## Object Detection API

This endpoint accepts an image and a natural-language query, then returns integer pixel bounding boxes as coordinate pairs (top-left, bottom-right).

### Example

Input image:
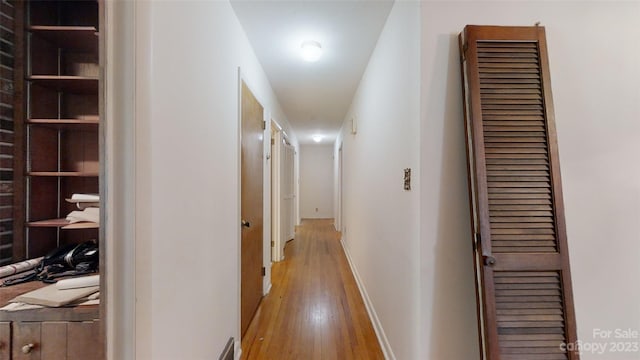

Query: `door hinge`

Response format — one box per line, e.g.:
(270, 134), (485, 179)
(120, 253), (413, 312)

(261, 266), (266, 276)
(462, 42), (468, 61)
(271, 138), (275, 145)
(262, 121), (266, 130)
(271, 240), (275, 247)
(474, 232), (481, 251)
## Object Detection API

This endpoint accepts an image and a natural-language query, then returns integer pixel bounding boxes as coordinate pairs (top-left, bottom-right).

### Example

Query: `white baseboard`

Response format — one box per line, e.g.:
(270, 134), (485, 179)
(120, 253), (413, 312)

(235, 340), (242, 360)
(340, 239), (395, 360)
(263, 262), (272, 296)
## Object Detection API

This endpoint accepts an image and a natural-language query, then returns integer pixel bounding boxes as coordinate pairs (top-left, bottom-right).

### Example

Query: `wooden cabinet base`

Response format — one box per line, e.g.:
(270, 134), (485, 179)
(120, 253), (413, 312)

(0, 283), (102, 360)
(6, 320), (102, 360)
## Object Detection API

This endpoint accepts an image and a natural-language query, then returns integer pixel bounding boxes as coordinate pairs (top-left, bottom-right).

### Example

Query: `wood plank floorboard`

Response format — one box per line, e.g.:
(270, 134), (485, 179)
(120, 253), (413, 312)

(241, 219), (384, 360)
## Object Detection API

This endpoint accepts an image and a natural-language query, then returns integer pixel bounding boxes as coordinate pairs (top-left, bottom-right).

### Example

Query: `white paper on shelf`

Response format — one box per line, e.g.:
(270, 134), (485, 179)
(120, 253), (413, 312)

(0, 298), (99, 311)
(66, 207), (100, 223)
(0, 257), (43, 279)
(0, 302), (43, 312)
(77, 299), (99, 306)
(70, 193), (99, 202)
(11, 285), (99, 307)
(74, 202), (99, 210)
(56, 275), (100, 290)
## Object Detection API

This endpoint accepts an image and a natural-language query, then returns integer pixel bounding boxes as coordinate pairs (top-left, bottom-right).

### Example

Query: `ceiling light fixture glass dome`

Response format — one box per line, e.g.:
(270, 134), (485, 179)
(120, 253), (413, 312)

(312, 135), (323, 143)
(301, 40), (322, 62)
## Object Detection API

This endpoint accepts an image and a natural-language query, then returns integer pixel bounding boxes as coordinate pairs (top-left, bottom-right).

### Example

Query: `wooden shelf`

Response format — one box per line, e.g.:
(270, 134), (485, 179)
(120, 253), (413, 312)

(28, 26), (98, 52)
(28, 118), (99, 130)
(27, 218), (98, 230)
(28, 219), (99, 230)
(29, 117), (98, 123)
(27, 172), (99, 177)
(0, 281), (99, 322)
(63, 222), (99, 230)
(29, 25), (97, 32)
(28, 75), (98, 93)
(27, 218), (70, 227)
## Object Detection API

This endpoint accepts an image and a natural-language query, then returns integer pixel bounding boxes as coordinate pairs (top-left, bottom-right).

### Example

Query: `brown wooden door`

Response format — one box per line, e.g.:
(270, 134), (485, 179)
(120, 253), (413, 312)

(240, 81), (264, 336)
(460, 25), (579, 360)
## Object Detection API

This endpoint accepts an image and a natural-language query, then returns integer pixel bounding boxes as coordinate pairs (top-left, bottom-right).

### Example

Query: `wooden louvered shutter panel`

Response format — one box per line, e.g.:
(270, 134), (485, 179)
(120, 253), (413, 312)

(459, 26), (579, 360)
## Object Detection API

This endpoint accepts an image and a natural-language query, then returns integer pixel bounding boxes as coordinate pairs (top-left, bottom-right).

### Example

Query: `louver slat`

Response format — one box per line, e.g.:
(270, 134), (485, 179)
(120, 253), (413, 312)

(460, 26), (579, 360)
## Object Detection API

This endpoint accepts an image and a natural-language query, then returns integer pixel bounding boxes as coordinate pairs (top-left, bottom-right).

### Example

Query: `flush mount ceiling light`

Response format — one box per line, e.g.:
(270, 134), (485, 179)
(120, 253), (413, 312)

(312, 135), (323, 143)
(301, 40), (322, 62)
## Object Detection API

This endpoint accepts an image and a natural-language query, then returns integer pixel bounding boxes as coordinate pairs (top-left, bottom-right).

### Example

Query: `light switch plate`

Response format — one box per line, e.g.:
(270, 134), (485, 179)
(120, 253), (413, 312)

(404, 168), (411, 191)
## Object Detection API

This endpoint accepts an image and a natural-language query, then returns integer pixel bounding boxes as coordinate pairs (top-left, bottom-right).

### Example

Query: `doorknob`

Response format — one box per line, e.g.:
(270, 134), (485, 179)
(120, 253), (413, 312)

(21, 343), (35, 354)
(483, 255), (496, 266)
(241, 220), (251, 228)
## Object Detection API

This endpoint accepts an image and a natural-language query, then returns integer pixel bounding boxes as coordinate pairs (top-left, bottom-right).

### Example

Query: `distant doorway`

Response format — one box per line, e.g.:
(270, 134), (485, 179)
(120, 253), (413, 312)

(281, 141), (295, 247)
(271, 124), (295, 262)
(270, 123), (280, 262)
(338, 144), (343, 233)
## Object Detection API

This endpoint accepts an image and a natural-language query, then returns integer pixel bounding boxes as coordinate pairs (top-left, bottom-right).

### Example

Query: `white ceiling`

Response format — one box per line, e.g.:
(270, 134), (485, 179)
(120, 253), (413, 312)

(231, 0), (394, 145)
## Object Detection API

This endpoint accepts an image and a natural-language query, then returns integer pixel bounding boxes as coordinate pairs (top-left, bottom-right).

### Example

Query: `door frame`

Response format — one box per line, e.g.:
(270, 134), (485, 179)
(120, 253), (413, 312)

(270, 122), (296, 262)
(271, 121), (283, 262)
(336, 143), (343, 233)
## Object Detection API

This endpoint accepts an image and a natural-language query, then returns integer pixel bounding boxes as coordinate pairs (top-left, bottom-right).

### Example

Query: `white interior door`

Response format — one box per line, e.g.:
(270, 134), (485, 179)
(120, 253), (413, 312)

(280, 142), (295, 257)
(271, 128), (282, 262)
(338, 145), (343, 233)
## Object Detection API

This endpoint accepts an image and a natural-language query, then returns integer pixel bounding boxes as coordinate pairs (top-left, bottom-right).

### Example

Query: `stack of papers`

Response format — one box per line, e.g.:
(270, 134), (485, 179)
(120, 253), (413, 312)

(1, 275), (100, 311)
(65, 193), (100, 210)
(11, 284), (99, 307)
(66, 207), (99, 224)
(65, 193), (100, 224)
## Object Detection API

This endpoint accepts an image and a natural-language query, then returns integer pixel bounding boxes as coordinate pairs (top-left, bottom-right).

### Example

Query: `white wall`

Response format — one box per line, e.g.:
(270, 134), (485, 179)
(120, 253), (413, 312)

(300, 145), (334, 219)
(104, 2), (137, 358)
(109, 1), (297, 359)
(338, 1), (640, 360)
(335, 2), (420, 359)
(108, 1), (639, 359)
(420, 2), (640, 360)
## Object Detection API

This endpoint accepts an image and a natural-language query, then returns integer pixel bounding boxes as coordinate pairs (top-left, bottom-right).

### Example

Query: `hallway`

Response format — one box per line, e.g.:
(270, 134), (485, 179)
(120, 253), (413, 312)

(241, 220), (384, 359)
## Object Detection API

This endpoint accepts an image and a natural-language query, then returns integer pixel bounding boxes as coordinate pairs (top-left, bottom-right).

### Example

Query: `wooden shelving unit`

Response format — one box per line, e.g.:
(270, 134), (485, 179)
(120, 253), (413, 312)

(19, 0), (101, 258)
(1, 1), (105, 358)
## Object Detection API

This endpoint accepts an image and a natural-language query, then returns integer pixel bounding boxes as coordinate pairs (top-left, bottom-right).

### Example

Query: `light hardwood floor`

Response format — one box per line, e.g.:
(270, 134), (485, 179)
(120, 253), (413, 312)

(241, 219), (385, 360)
